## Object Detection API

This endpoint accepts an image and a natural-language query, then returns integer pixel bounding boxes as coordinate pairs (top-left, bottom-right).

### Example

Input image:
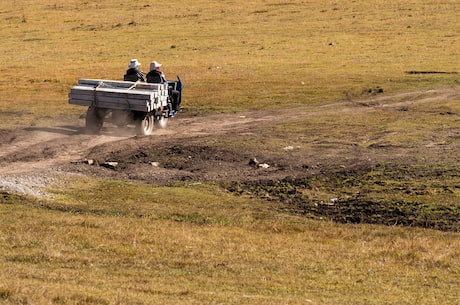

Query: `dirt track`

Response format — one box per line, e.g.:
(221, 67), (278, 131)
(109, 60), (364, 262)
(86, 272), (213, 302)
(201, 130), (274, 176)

(0, 86), (459, 197)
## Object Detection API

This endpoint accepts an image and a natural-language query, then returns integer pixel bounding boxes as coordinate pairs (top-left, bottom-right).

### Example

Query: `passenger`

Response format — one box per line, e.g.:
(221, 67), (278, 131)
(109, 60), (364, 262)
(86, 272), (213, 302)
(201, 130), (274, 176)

(123, 59), (146, 82)
(146, 61), (181, 114)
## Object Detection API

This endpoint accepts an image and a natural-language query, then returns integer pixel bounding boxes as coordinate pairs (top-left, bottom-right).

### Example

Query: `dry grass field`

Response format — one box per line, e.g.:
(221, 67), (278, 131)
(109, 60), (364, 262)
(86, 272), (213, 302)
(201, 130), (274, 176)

(0, 0), (458, 122)
(0, 0), (459, 304)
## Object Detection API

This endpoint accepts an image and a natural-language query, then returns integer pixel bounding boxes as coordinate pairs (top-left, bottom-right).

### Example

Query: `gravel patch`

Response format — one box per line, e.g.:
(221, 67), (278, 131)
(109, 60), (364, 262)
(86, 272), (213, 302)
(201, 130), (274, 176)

(0, 173), (56, 197)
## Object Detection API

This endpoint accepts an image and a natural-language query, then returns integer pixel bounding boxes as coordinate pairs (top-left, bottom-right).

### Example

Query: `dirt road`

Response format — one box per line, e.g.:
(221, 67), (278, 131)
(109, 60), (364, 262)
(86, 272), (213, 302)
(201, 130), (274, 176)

(1, 86), (458, 196)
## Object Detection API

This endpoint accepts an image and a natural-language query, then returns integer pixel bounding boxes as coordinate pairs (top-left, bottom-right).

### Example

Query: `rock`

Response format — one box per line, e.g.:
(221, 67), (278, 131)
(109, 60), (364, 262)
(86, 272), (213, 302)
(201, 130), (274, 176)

(258, 163), (270, 169)
(249, 158), (269, 169)
(249, 157), (259, 168)
(101, 162), (118, 169)
(70, 159), (94, 165)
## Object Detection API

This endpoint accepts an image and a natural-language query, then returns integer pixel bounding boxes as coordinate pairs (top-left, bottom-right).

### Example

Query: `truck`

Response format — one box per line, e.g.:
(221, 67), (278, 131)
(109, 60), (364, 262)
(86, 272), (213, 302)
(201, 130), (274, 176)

(68, 76), (182, 135)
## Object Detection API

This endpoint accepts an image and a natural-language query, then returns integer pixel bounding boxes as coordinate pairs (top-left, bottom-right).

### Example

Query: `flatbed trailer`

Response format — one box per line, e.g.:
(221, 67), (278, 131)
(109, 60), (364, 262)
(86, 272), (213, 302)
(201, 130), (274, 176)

(68, 77), (182, 135)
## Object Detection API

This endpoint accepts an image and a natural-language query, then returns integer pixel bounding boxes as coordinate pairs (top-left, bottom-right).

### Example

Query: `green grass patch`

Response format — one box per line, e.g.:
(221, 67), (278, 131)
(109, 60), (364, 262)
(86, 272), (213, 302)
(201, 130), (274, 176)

(47, 176), (273, 227)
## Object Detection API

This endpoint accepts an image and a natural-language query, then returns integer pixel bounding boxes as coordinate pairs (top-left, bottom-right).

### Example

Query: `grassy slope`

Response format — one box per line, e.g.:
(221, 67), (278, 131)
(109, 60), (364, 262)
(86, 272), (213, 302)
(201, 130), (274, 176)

(1, 181), (459, 305)
(0, 0), (459, 304)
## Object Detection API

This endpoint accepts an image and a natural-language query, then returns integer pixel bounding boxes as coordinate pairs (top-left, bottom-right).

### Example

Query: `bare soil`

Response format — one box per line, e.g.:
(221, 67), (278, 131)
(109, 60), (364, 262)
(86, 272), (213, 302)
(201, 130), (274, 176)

(1, 86), (459, 230)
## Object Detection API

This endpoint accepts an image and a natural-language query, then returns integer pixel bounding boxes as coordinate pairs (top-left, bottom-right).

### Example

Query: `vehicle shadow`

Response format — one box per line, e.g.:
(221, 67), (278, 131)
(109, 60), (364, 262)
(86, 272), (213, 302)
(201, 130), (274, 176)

(24, 125), (85, 136)
(25, 125), (138, 138)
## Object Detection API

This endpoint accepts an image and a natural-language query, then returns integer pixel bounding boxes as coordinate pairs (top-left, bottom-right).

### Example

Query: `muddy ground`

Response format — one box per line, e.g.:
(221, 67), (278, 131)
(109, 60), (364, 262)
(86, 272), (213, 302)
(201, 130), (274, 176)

(1, 86), (459, 231)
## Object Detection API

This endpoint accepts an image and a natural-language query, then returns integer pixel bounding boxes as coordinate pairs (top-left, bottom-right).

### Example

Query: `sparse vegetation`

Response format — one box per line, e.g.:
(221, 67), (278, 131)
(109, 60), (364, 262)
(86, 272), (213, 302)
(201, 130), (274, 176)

(1, 182), (460, 304)
(0, 0), (459, 304)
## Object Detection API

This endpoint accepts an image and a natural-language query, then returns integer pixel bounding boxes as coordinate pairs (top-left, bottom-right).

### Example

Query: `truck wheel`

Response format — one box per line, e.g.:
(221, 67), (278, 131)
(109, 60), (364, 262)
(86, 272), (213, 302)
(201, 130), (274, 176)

(154, 115), (168, 129)
(136, 114), (154, 136)
(86, 107), (103, 134)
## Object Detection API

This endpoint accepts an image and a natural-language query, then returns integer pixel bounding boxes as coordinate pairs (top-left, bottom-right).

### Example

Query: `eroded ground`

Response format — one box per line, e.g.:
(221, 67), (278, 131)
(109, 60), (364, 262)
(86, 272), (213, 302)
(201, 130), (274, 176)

(1, 86), (459, 230)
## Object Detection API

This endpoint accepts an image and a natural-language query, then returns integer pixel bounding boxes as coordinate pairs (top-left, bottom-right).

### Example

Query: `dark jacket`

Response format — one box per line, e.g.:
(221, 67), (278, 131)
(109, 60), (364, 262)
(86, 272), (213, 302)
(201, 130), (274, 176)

(124, 68), (146, 82)
(146, 69), (167, 83)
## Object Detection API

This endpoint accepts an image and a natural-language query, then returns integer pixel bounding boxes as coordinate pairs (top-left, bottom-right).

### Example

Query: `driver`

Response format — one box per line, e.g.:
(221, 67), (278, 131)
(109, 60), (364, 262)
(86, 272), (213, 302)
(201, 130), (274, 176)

(146, 61), (181, 115)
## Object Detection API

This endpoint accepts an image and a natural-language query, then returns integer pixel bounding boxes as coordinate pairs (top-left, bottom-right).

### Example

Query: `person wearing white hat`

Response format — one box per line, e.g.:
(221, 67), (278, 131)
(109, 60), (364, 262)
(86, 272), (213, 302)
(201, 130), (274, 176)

(146, 61), (167, 83)
(146, 60), (181, 115)
(124, 59), (146, 82)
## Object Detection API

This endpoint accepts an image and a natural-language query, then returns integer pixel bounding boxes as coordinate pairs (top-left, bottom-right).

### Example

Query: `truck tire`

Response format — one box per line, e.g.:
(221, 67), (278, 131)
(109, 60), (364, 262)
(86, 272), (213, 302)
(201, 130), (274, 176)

(86, 106), (103, 134)
(136, 113), (154, 136)
(154, 115), (168, 129)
